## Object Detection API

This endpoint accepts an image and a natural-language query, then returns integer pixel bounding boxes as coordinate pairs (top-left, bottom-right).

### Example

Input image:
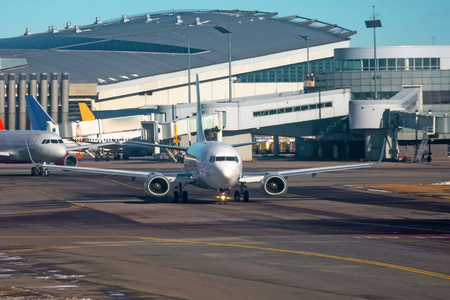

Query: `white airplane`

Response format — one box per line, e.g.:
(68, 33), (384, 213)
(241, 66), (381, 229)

(31, 76), (384, 203)
(0, 119), (69, 176)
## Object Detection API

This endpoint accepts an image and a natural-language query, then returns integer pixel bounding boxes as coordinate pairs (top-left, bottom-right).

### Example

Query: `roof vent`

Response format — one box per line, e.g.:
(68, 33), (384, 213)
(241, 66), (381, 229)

(122, 14), (129, 23)
(48, 26), (59, 33)
(146, 14), (153, 22)
(75, 25), (82, 33)
(24, 28), (32, 36)
(196, 17), (202, 25)
(95, 17), (102, 24)
(176, 15), (183, 25)
(65, 22), (73, 29)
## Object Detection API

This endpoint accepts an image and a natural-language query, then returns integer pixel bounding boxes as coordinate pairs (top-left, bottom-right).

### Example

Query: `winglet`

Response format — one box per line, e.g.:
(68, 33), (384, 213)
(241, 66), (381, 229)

(26, 95), (55, 130)
(0, 118), (5, 130)
(78, 102), (96, 121)
(196, 75), (206, 143)
(371, 138), (386, 165)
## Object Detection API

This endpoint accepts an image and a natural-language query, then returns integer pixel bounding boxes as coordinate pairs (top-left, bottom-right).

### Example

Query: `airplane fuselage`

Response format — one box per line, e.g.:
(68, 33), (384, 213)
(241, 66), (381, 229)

(184, 141), (242, 193)
(0, 130), (67, 164)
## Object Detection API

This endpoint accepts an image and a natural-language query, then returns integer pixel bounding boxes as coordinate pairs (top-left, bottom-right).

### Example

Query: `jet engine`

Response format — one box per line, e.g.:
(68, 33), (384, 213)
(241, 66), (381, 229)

(261, 174), (288, 196)
(144, 175), (170, 197)
(55, 154), (78, 167)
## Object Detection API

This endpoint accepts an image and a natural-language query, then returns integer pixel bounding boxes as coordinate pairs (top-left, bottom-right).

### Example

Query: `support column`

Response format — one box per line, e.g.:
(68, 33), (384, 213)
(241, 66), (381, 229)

(7, 73), (16, 130)
(61, 73), (69, 123)
(50, 73), (58, 123)
(19, 73), (27, 130)
(29, 73), (37, 98)
(273, 135), (280, 157)
(40, 73), (48, 112)
(0, 73), (5, 122)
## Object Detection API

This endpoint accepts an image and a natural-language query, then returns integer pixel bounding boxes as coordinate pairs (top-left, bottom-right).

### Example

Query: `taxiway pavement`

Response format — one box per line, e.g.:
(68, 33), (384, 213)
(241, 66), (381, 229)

(0, 158), (449, 299)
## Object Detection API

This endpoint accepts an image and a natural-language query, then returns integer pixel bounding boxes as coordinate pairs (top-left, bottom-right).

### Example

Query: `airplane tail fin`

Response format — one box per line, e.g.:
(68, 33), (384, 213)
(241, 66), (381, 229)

(0, 117), (5, 130)
(78, 102), (96, 121)
(26, 95), (55, 130)
(196, 75), (206, 143)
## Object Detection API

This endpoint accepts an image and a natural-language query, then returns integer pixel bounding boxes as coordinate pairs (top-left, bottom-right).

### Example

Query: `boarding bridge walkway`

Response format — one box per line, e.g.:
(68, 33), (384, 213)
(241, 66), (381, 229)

(350, 87), (450, 160)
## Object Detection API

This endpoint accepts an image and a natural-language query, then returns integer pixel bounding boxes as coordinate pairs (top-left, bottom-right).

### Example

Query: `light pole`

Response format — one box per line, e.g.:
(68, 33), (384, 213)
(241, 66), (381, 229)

(296, 33), (310, 78)
(213, 25), (232, 102)
(365, 7), (382, 100)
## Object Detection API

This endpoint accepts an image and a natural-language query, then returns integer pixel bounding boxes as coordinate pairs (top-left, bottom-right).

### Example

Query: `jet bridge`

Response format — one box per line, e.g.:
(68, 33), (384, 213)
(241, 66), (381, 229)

(350, 87), (450, 161)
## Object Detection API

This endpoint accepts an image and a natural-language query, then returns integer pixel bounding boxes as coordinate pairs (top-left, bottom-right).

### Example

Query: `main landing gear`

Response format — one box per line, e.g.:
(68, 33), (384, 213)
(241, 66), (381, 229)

(174, 183), (188, 203)
(233, 183), (249, 202)
(31, 166), (50, 177)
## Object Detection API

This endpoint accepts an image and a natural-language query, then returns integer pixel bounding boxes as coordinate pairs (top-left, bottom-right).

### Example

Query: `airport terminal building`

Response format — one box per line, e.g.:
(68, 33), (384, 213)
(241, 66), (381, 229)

(0, 9), (449, 159)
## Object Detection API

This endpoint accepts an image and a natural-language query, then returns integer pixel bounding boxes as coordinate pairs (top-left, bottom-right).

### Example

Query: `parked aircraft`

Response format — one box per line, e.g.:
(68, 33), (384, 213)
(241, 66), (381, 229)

(30, 76), (384, 203)
(26, 95), (126, 161)
(0, 118), (69, 176)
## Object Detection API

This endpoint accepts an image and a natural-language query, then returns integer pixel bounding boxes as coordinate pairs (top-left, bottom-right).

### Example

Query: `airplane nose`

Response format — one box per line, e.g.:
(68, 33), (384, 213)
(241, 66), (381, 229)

(52, 144), (68, 160)
(217, 164), (238, 187)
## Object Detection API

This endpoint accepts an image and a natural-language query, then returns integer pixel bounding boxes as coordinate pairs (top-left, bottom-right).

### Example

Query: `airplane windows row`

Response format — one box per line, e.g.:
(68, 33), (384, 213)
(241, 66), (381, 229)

(209, 156), (239, 163)
(42, 139), (64, 144)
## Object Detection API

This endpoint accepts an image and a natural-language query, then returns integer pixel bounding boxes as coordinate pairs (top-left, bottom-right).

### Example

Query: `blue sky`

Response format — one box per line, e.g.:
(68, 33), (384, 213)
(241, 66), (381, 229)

(1, 0), (448, 47)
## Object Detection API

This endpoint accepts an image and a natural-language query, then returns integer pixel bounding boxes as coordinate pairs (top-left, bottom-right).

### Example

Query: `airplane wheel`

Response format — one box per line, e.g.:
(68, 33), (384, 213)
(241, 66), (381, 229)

(105, 156), (110, 161)
(31, 167), (38, 176)
(173, 191), (179, 203)
(234, 191), (240, 202)
(243, 191), (249, 202)
(182, 191), (188, 203)
(94, 156), (100, 162)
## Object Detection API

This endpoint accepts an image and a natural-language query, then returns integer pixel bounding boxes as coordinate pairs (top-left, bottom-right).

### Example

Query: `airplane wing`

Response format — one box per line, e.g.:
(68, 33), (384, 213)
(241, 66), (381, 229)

(231, 141), (261, 148)
(35, 162), (194, 183)
(125, 140), (188, 151)
(67, 141), (120, 151)
(0, 151), (11, 157)
(240, 142), (385, 183)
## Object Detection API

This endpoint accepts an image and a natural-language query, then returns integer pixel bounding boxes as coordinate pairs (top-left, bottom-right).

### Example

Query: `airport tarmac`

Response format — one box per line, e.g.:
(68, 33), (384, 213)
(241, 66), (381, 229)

(0, 157), (449, 299)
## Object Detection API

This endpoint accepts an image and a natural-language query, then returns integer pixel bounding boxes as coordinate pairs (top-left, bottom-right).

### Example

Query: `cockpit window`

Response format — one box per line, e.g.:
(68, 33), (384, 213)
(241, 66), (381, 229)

(51, 139), (58, 144)
(41, 139), (47, 144)
(212, 156), (239, 163)
(58, 139), (64, 143)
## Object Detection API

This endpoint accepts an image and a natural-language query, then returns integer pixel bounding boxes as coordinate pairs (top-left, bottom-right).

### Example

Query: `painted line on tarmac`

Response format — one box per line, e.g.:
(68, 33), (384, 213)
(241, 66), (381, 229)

(0, 189), (84, 216)
(103, 177), (142, 190)
(1, 235), (449, 281)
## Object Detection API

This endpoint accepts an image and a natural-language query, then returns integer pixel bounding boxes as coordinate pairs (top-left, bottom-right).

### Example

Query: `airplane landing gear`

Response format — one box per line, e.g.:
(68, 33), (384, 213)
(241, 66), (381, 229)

(234, 183), (249, 202)
(174, 183), (188, 203)
(31, 166), (49, 177)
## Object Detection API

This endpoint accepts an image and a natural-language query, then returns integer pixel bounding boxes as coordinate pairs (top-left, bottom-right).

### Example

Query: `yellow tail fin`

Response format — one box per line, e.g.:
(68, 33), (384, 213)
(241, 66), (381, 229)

(78, 103), (96, 121)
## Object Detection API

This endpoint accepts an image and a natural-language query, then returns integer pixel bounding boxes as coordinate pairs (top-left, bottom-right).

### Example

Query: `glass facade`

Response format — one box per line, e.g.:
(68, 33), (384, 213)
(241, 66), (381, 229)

(235, 54), (449, 110)
(314, 69), (450, 103)
(335, 57), (441, 71)
(236, 57), (334, 83)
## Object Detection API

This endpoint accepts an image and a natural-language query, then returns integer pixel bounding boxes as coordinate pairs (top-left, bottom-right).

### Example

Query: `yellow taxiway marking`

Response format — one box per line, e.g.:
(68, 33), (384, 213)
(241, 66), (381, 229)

(1, 235), (449, 281)
(0, 189), (84, 216)
(103, 177), (142, 190)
